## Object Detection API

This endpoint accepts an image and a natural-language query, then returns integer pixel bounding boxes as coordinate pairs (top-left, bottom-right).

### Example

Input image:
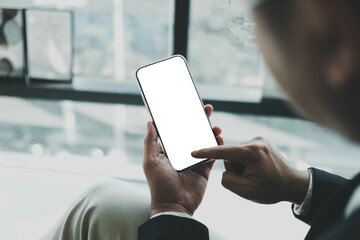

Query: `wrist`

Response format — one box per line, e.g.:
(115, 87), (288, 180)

(150, 201), (193, 217)
(285, 168), (310, 205)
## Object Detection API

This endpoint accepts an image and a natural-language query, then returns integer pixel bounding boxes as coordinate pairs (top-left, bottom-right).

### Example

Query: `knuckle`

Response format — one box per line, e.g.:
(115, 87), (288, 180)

(258, 145), (270, 155)
(258, 144), (268, 152)
(253, 136), (264, 141)
(247, 144), (258, 151)
(248, 143), (269, 155)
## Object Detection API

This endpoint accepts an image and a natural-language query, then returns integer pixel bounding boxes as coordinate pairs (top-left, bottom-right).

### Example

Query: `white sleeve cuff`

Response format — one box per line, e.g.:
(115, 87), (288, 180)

(294, 168), (313, 216)
(151, 211), (192, 219)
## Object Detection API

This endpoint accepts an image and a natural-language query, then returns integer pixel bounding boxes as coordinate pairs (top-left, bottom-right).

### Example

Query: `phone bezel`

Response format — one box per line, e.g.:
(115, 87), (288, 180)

(135, 55), (218, 171)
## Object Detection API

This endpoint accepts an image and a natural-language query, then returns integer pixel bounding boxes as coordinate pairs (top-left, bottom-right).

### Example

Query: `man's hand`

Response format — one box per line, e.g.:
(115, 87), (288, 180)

(192, 137), (309, 205)
(143, 104), (224, 217)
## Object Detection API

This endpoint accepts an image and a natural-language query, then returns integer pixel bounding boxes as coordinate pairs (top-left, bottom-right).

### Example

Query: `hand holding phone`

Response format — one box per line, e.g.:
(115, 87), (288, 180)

(137, 55), (224, 216)
(143, 104), (223, 216)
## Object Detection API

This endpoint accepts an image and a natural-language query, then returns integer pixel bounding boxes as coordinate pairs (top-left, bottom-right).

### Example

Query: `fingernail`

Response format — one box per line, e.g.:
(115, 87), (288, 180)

(147, 122), (151, 130)
(191, 150), (199, 156)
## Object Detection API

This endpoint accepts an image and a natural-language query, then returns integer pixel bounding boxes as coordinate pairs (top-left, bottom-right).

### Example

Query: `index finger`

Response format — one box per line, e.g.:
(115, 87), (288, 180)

(191, 145), (251, 165)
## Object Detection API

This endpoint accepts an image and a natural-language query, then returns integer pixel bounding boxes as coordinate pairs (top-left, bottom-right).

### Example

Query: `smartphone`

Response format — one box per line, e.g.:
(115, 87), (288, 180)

(136, 55), (218, 171)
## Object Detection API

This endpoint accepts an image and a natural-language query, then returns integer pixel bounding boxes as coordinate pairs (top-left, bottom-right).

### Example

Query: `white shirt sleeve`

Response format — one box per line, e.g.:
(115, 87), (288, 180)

(151, 211), (192, 219)
(293, 168), (313, 216)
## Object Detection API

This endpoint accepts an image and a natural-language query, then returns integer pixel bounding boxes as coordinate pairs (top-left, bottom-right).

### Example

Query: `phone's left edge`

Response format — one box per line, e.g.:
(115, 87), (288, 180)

(135, 64), (170, 163)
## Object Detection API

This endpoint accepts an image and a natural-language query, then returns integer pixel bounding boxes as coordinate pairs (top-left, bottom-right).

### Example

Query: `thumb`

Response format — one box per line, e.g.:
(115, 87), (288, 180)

(144, 122), (160, 159)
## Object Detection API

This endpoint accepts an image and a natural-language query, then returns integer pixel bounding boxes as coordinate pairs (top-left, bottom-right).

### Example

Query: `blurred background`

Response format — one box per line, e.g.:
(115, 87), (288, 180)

(1, 0), (360, 239)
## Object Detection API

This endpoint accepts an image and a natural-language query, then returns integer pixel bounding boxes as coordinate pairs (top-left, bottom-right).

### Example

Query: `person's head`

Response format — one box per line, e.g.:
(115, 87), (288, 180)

(253, 0), (360, 142)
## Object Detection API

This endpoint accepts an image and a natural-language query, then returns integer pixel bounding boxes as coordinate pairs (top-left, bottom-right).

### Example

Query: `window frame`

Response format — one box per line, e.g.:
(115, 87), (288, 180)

(0, 0), (302, 119)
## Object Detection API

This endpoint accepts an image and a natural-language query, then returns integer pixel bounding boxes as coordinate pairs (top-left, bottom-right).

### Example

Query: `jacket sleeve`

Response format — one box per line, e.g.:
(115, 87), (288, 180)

(138, 215), (209, 240)
(293, 168), (348, 225)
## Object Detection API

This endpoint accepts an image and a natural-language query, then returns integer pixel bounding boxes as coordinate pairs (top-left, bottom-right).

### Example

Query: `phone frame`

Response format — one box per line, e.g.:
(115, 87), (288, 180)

(135, 55), (218, 171)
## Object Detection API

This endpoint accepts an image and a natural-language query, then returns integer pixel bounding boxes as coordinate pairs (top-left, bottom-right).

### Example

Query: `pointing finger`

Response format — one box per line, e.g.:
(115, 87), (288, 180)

(191, 145), (251, 165)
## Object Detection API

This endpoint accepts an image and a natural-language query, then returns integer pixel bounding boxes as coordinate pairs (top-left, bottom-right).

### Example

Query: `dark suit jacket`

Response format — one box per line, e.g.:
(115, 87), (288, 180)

(138, 168), (360, 239)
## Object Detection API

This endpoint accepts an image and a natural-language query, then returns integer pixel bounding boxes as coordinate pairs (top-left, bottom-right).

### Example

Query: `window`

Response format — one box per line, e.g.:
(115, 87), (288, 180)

(27, 10), (72, 80)
(73, 0), (173, 83)
(188, 0), (263, 102)
(0, 0), (294, 117)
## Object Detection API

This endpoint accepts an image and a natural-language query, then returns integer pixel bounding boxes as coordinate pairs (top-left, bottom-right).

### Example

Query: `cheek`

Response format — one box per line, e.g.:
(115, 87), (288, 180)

(256, 18), (326, 121)
(257, 29), (308, 103)
(265, 49), (325, 121)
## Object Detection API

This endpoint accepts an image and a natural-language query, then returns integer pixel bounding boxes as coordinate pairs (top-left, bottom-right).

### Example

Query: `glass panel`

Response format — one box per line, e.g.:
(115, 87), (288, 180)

(26, 10), (72, 80)
(0, 9), (24, 78)
(188, 0), (263, 102)
(72, 0), (173, 83)
(123, 0), (174, 82)
(72, 2), (116, 81)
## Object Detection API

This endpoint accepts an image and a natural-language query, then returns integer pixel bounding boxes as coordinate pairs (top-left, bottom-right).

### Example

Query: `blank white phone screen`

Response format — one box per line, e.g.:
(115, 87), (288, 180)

(136, 56), (218, 171)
